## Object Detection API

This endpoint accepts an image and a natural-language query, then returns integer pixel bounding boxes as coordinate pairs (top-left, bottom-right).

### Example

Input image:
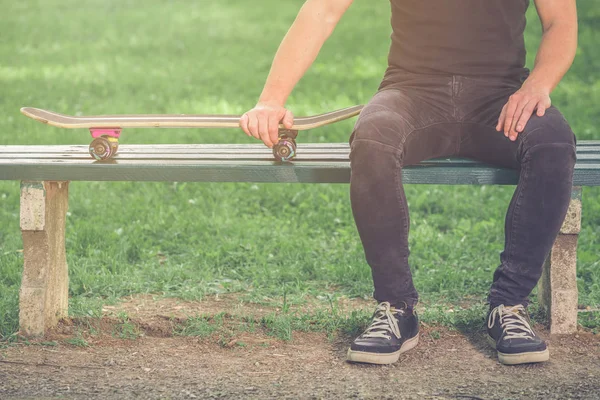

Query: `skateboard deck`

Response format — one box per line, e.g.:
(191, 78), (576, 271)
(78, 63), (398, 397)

(20, 105), (363, 131)
(20, 105), (363, 162)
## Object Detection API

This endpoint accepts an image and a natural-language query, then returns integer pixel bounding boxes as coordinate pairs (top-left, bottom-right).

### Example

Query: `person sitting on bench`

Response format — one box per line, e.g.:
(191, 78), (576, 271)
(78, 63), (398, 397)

(240, 0), (578, 365)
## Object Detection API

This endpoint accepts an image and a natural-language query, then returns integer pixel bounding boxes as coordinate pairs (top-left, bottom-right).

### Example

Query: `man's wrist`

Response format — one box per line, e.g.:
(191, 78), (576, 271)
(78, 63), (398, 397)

(257, 97), (286, 107)
(521, 75), (553, 95)
(259, 84), (290, 107)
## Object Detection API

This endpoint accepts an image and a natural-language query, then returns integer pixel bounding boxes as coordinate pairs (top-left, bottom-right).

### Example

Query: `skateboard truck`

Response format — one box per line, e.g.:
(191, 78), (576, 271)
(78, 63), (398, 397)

(89, 128), (120, 161)
(273, 129), (298, 162)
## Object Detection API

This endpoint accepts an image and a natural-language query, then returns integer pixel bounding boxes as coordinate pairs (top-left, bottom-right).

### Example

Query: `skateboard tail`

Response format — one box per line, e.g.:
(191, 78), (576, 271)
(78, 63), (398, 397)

(21, 107), (50, 125)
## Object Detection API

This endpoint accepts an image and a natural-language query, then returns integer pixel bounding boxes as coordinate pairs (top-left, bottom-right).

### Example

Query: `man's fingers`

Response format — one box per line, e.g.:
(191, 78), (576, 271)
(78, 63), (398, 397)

(503, 103), (517, 136)
(249, 115), (262, 140)
(258, 119), (273, 148)
(515, 101), (536, 133)
(498, 91), (552, 140)
(508, 104), (525, 141)
(504, 96), (520, 137)
(537, 98), (551, 117)
(283, 110), (294, 129)
(496, 104), (507, 132)
(505, 112), (516, 137)
(240, 105), (294, 147)
(268, 115), (280, 145)
(239, 114), (251, 136)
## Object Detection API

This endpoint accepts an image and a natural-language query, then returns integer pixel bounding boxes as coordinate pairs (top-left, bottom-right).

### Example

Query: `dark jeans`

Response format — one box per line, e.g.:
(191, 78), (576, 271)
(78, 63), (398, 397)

(348, 72), (576, 308)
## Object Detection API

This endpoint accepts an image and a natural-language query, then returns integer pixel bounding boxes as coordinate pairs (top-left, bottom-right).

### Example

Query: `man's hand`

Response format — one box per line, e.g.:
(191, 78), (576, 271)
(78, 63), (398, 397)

(496, 0), (578, 142)
(240, 102), (294, 148)
(496, 82), (552, 141)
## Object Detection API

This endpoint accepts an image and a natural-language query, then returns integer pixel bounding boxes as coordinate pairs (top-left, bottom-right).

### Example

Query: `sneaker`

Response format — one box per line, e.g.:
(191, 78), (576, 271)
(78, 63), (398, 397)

(487, 304), (549, 365)
(347, 301), (419, 365)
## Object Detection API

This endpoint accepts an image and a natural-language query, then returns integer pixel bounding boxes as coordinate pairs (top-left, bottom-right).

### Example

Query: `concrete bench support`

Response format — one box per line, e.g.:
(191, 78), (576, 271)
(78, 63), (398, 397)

(538, 186), (582, 335)
(19, 181), (70, 336)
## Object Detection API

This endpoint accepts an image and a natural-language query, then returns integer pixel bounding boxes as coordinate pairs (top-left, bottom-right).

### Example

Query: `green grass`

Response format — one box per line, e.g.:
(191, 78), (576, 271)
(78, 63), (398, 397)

(579, 311), (600, 335)
(64, 331), (89, 347)
(53, 301), (554, 344)
(1, 0), (599, 340)
(176, 314), (226, 338)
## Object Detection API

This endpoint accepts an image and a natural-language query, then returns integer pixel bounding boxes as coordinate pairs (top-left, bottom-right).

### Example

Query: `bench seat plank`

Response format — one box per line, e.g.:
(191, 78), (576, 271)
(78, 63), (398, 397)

(0, 144), (598, 185)
(3, 151), (598, 160)
(1, 140), (599, 151)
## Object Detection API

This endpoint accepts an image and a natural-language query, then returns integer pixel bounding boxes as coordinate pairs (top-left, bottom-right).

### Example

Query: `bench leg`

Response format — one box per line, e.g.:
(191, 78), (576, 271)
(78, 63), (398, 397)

(538, 186), (582, 335)
(19, 181), (70, 336)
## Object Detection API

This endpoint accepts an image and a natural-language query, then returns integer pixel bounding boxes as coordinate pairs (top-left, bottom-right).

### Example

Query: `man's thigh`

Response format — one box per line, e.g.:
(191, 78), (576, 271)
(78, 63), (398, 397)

(456, 77), (576, 168)
(458, 106), (576, 169)
(349, 87), (461, 167)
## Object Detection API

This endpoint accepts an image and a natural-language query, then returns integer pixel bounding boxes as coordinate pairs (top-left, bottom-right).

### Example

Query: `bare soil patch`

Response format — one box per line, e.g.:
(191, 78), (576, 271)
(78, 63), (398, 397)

(101, 293), (373, 319)
(1, 295), (599, 399)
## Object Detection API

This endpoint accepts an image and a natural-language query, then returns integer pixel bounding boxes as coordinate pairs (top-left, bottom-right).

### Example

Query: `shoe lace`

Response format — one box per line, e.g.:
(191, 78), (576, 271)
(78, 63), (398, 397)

(361, 302), (402, 340)
(488, 304), (535, 340)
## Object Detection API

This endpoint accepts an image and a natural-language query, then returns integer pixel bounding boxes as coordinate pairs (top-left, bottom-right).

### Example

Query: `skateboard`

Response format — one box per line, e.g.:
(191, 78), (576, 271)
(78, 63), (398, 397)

(20, 105), (363, 161)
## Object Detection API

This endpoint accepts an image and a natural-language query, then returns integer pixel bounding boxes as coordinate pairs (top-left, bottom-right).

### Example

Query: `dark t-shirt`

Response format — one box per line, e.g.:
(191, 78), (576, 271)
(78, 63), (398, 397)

(382, 0), (530, 84)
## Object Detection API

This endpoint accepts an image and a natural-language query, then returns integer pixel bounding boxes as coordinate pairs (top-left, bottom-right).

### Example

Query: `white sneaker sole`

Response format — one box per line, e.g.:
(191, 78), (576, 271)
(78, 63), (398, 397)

(347, 334), (419, 365)
(487, 335), (550, 365)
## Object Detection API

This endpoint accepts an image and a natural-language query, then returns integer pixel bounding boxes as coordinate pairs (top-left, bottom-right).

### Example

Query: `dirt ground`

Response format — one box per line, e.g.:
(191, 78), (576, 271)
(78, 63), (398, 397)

(1, 295), (599, 400)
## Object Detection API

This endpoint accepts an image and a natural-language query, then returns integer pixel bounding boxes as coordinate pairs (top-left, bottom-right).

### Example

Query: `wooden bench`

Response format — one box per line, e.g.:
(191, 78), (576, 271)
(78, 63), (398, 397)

(1, 142), (599, 336)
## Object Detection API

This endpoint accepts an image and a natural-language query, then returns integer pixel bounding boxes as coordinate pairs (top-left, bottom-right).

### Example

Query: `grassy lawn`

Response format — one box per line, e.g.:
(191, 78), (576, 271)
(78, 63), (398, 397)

(1, 0), (599, 340)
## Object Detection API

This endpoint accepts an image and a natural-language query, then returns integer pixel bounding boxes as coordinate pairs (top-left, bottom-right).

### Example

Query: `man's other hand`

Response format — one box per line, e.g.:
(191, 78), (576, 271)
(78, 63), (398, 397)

(240, 102), (294, 148)
(496, 83), (552, 141)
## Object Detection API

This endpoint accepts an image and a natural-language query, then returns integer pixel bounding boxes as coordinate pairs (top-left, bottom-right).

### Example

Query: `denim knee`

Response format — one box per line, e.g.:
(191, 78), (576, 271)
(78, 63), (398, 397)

(518, 108), (576, 166)
(520, 108), (575, 148)
(349, 106), (413, 150)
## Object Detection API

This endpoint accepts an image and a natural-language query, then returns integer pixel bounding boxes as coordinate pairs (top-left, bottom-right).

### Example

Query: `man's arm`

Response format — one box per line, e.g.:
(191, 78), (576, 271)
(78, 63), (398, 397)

(497, 0), (578, 141)
(240, 0), (354, 148)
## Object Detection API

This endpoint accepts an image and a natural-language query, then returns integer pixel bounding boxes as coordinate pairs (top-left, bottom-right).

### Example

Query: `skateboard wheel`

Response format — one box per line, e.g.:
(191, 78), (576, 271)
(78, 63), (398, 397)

(89, 137), (114, 160)
(107, 136), (119, 156)
(273, 138), (296, 162)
